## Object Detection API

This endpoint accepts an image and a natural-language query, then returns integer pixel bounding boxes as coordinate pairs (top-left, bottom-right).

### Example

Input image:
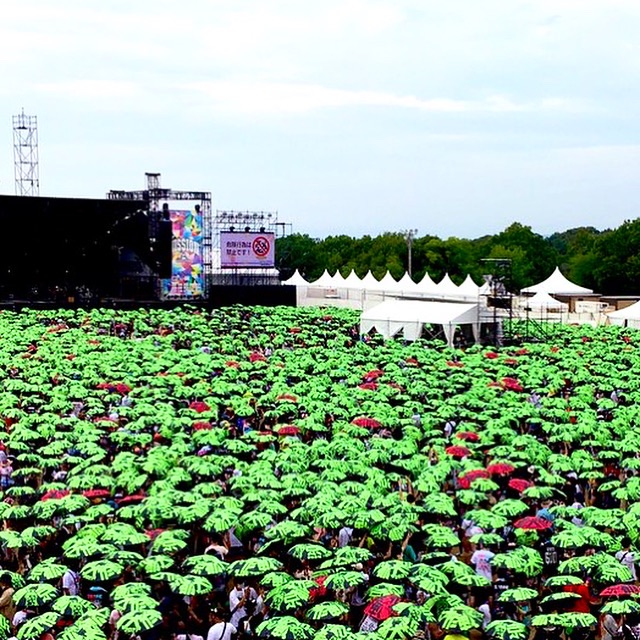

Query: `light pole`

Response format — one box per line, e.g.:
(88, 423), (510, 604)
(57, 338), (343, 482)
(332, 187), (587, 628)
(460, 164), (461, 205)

(403, 229), (418, 278)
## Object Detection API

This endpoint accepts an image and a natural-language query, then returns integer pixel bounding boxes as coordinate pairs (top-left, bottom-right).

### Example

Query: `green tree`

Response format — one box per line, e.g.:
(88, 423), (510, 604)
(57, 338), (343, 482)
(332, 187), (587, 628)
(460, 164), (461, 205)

(275, 234), (321, 280)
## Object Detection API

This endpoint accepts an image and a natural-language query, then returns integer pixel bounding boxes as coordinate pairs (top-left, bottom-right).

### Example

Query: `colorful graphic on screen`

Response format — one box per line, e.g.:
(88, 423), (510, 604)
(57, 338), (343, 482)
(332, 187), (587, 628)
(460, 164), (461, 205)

(163, 208), (204, 298)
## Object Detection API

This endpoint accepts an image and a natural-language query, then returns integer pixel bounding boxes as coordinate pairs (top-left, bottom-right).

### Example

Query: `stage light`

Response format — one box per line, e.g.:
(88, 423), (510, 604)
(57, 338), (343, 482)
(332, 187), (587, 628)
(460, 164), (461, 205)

(230, 226), (235, 232)
(244, 226), (250, 233)
(259, 226), (265, 233)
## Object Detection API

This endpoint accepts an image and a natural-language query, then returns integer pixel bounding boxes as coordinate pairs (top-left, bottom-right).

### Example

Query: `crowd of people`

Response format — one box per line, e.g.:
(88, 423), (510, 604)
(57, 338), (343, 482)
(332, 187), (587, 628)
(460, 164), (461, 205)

(0, 307), (637, 640)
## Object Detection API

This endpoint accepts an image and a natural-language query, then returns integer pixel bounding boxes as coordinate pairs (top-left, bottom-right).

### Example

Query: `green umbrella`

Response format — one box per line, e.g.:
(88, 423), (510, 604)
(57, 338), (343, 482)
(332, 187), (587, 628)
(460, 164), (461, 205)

(14, 583), (59, 608)
(117, 596), (160, 614)
(0, 615), (9, 640)
(423, 524), (460, 549)
(265, 580), (318, 611)
(540, 592), (581, 606)
(551, 529), (588, 549)
(498, 587), (539, 603)
(116, 609), (162, 635)
(167, 573), (212, 596)
(491, 499), (529, 518)
(182, 554), (228, 576)
(544, 575), (585, 588)
(138, 555), (175, 575)
(151, 532), (188, 554)
(469, 532), (505, 547)
(366, 583), (405, 599)
(305, 601), (349, 621)
(324, 571), (367, 591)
(531, 613), (563, 627)
(29, 561), (69, 582)
(81, 559), (124, 582)
(485, 619), (529, 640)
(557, 612), (597, 628)
(257, 616), (314, 640)
(16, 612), (60, 640)
(372, 560), (413, 582)
(438, 604), (484, 632)
(602, 599), (640, 615)
(313, 624), (356, 640)
(332, 546), (373, 565)
(376, 615), (421, 640)
(52, 595), (95, 617)
(593, 562), (634, 584)
(112, 582), (152, 601)
(58, 624), (107, 640)
(288, 543), (333, 562)
(231, 556), (284, 577)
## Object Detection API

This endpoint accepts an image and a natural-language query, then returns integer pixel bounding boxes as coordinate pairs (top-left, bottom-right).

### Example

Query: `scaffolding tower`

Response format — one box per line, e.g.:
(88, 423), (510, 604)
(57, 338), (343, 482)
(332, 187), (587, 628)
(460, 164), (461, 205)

(12, 110), (40, 196)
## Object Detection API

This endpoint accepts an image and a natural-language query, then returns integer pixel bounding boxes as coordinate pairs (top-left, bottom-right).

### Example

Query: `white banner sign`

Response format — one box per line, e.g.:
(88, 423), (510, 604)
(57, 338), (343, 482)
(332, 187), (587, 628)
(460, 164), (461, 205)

(220, 232), (275, 268)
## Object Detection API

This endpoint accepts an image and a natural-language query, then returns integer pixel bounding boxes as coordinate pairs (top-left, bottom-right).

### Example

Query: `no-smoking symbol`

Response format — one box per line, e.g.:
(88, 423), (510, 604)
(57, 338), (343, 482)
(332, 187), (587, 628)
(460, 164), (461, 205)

(252, 236), (271, 258)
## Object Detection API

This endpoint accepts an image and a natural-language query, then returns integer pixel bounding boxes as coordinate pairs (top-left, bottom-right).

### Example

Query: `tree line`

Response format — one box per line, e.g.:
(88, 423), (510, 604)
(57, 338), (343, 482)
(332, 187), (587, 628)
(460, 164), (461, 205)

(275, 219), (640, 295)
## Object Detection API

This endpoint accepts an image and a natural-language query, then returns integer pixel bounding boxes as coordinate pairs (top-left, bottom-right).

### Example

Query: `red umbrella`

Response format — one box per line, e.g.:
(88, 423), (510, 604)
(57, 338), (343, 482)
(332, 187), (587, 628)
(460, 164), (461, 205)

(600, 584), (640, 597)
(445, 445), (471, 458)
(484, 352), (499, 359)
(250, 352), (267, 362)
(364, 595), (402, 621)
(277, 394), (298, 403)
(352, 417), (382, 428)
(118, 494), (146, 505)
(358, 382), (378, 391)
(514, 516), (553, 531)
(508, 478), (533, 492)
(41, 489), (70, 502)
(82, 489), (111, 499)
(446, 361), (464, 368)
(364, 369), (384, 380)
(276, 426), (300, 436)
(225, 360), (240, 368)
(486, 463), (515, 476)
(309, 575), (327, 601)
(458, 467), (489, 489)
(193, 421), (212, 431)
(501, 377), (523, 392)
(455, 431), (480, 442)
(460, 469), (489, 485)
(189, 401), (211, 414)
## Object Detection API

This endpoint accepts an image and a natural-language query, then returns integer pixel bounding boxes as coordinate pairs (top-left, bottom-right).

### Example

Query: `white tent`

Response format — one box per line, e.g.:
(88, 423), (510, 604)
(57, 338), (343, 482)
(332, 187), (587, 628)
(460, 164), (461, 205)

(416, 272), (438, 294)
(360, 270), (380, 290)
(342, 270), (363, 289)
(396, 272), (419, 293)
(281, 269), (308, 286)
(436, 273), (460, 296)
(607, 301), (640, 328)
(376, 271), (400, 292)
(522, 267), (593, 295)
(309, 269), (336, 287)
(360, 299), (480, 346)
(521, 291), (568, 312)
(458, 275), (480, 297)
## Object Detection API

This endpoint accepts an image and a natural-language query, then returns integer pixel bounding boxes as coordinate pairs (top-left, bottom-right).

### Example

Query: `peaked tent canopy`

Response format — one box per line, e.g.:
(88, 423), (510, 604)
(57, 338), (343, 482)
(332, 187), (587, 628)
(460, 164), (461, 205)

(520, 291), (568, 312)
(309, 270), (336, 287)
(360, 299), (480, 346)
(416, 272), (438, 294)
(607, 301), (640, 328)
(282, 270), (309, 286)
(458, 275), (480, 297)
(521, 267), (593, 295)
(436, 273), (460, 296)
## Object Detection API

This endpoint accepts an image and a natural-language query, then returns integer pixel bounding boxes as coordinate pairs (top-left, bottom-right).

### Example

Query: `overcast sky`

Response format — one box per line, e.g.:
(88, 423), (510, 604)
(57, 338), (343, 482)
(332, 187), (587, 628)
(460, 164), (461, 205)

(1, 0), (639, 239)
